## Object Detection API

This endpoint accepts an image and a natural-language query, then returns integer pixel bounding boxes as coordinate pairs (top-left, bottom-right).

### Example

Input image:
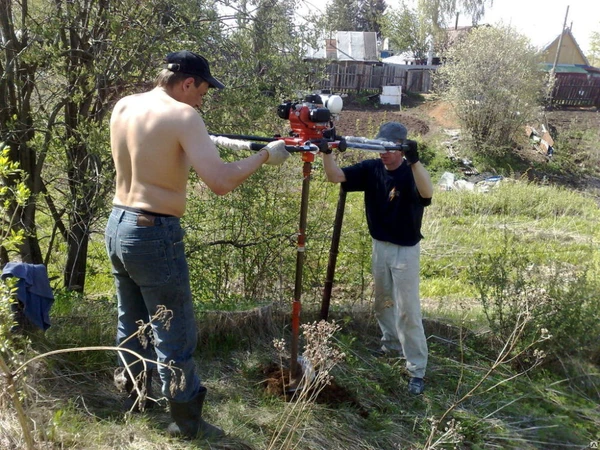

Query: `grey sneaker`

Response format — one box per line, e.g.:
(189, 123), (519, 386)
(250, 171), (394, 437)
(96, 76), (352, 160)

(408, 377), (425, 395)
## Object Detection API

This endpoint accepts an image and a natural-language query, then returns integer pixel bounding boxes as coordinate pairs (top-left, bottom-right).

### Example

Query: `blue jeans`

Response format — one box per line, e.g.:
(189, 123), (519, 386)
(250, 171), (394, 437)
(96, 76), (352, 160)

(105, 207), (201, 402)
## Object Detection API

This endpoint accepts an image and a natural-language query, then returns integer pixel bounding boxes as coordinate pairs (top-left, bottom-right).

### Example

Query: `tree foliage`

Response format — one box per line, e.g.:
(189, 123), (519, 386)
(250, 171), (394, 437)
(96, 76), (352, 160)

(325, 0), (361, 32)
(381, 1), (430, 61)
(324, 0), (386, 34)
(588, 27), (600, 67)
(0, 0), (323, 293)
(356, 0), (387, 34)
(435, 25), (546, 149)
(417, 0), (491, 31)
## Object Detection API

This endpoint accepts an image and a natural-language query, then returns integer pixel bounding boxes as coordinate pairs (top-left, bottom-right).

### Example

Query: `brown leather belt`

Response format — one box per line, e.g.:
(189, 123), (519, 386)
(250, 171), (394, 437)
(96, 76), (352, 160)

(114, 205), (174, 226)
(136, 213), (158, 227)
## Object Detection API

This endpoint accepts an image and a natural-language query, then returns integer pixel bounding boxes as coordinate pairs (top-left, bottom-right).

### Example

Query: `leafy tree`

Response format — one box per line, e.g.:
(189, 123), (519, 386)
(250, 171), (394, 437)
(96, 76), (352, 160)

(417, 0), (491, 31)
(325, 0), (360, 32)
(435, 25), (546, 149)
(588, 28), (600, 67)
(381, 2), (430, 61)
(356, 0), (387, 34)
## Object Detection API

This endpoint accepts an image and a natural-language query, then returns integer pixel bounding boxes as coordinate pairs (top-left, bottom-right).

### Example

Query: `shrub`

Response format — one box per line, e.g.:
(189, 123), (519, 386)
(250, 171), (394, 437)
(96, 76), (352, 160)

(435, 24), (546, 150)
(468, 239), (600, 359)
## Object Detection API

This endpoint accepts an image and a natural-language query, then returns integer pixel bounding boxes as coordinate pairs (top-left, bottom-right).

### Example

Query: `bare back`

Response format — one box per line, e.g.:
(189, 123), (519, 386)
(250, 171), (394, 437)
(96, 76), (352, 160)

(110, 88), (208, 217)
(110, 81), (272, 217)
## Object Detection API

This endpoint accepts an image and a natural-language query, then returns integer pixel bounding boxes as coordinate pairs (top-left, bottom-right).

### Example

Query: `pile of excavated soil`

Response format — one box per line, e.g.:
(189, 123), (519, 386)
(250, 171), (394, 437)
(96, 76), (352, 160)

(334, 106), (430, 138)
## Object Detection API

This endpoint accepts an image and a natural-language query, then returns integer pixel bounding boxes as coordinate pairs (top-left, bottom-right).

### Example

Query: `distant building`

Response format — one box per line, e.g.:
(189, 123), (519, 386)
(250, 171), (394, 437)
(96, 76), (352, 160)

(305, 31), (379, 62)
(540, 27), (589, 66)
(540, 28), (600, 108)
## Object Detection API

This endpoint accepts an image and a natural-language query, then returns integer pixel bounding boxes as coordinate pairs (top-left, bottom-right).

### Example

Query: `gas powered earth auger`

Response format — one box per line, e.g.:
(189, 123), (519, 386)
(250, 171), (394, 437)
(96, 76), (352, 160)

(210, 93), (409, 389)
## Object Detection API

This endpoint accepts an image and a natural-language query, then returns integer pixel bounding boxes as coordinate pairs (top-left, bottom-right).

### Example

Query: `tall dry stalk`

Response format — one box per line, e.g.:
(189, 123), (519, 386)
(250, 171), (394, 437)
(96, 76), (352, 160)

(0, 305), (181, 446)
(268, 320), (345, 450)
(423, 311), (551, 449)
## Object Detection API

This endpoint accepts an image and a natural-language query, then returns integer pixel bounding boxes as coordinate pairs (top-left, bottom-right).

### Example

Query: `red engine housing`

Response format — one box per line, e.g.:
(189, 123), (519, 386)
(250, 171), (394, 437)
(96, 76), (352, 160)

(285, 104), (331, 144)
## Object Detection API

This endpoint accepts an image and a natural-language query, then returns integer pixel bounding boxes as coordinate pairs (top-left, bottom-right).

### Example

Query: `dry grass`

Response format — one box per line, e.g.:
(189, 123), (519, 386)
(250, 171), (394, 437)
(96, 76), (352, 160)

(1, 301), (597, 449)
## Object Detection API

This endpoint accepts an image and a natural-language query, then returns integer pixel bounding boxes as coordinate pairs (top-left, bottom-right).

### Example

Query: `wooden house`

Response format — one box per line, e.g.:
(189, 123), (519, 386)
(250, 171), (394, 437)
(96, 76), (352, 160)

(541, 28), (600, 108)
(540, 27), (589, 66)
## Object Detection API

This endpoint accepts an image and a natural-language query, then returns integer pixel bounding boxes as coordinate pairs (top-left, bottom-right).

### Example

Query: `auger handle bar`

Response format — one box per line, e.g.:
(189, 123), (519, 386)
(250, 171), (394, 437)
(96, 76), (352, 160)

(210, 133), (410, 153)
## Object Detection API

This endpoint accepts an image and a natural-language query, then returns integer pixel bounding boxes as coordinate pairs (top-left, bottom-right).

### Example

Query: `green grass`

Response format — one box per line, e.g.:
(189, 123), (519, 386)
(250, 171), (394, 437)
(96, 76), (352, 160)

(3, 126), (600, 449)
(10, 311), (596, 449)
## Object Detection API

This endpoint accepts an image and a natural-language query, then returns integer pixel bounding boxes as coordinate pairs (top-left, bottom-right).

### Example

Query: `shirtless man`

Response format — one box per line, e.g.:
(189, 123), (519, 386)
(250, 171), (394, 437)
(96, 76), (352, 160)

(104, 50), (289, 440)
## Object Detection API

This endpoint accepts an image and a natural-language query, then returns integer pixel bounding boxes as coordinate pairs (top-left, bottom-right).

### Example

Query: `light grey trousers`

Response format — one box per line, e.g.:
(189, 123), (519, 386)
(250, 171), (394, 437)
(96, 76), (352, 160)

(372, 239), (428, 378)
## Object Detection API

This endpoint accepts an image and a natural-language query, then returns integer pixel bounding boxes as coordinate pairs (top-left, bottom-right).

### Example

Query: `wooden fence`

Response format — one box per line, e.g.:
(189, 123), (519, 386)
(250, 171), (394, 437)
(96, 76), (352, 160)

(551, 73), (600, 108)
(310, 62), (435, 94)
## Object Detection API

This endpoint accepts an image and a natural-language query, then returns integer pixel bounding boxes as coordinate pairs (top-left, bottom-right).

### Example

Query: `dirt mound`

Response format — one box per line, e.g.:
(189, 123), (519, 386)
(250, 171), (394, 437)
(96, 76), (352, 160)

(421, 100), (460, 129)
(335, 106), (430, 138)
(261, 362), (369, 417)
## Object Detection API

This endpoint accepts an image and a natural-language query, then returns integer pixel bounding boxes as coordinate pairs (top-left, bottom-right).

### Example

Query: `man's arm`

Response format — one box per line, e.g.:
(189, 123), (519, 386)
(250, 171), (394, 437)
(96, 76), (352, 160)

(322, 153), (346, 183)
(402, 140), (433, 199)
(179, 109), (285, 195)
(410, 162), (433, 199)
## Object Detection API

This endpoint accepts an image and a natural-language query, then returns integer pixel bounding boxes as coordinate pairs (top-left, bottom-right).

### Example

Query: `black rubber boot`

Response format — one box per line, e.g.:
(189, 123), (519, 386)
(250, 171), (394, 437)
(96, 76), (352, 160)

(167, 387), (225, 440)
(114, 367), (156, 412)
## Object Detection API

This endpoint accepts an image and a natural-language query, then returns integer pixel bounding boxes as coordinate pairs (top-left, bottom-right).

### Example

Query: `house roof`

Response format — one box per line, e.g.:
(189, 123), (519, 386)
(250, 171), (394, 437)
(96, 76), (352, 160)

(540, 63), (600, 75)
(541, 63), (588, 74)
(541, 27), (590, 66)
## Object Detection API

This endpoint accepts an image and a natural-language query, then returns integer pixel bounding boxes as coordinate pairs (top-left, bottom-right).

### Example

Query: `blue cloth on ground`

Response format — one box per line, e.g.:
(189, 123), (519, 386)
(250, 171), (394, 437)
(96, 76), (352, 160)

(1, 262), (54, 331)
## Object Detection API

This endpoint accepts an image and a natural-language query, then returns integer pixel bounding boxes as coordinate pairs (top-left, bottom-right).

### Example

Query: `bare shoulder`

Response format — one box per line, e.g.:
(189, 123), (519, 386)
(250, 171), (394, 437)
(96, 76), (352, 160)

(111, 92), (146, 119)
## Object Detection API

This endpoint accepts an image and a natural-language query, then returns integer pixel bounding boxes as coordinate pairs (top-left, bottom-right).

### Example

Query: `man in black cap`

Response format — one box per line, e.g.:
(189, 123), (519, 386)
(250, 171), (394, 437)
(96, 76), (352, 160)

(105, 50), (289, 439)
(321, 122), (433, 395)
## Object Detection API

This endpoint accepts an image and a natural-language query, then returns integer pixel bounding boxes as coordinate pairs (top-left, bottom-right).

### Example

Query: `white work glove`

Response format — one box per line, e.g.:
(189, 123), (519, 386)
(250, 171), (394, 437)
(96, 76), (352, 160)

(264, 140), (290, 165)
(209, 135), (250, 151)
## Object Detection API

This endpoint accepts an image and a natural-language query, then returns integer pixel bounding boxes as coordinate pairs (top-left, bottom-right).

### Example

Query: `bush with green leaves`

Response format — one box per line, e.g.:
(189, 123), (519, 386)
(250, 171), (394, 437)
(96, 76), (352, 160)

(435, 24), (547, 150)
(0, 143), (31, 353)
(0, 147), (30, 256)
(0, 146), (37, 449)
(468, 239), (600, 359)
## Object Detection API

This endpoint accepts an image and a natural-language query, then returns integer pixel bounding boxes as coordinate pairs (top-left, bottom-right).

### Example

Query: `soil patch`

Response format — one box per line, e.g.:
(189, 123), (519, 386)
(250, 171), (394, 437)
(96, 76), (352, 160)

(260, 362), (369, 417)
(335, 105), (430, 138)
(420, 100), (460, 129)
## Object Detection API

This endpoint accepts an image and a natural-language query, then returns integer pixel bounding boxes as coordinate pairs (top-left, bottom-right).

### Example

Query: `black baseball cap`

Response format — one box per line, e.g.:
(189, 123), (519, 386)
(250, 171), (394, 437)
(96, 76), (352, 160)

(164, 51), (225, 89)
(375, 122), (408, 142)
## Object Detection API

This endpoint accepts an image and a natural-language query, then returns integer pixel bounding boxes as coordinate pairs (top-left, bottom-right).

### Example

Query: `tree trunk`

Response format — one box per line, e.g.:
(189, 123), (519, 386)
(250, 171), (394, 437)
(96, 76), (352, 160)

(64, 218), (89, 292)
(0, 0), (44, 265)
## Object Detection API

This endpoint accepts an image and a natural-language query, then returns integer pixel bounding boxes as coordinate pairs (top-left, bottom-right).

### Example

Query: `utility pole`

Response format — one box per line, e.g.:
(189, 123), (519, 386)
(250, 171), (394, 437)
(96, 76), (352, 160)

(548, 5), (570, 107)
(552, 6), (570, 71)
